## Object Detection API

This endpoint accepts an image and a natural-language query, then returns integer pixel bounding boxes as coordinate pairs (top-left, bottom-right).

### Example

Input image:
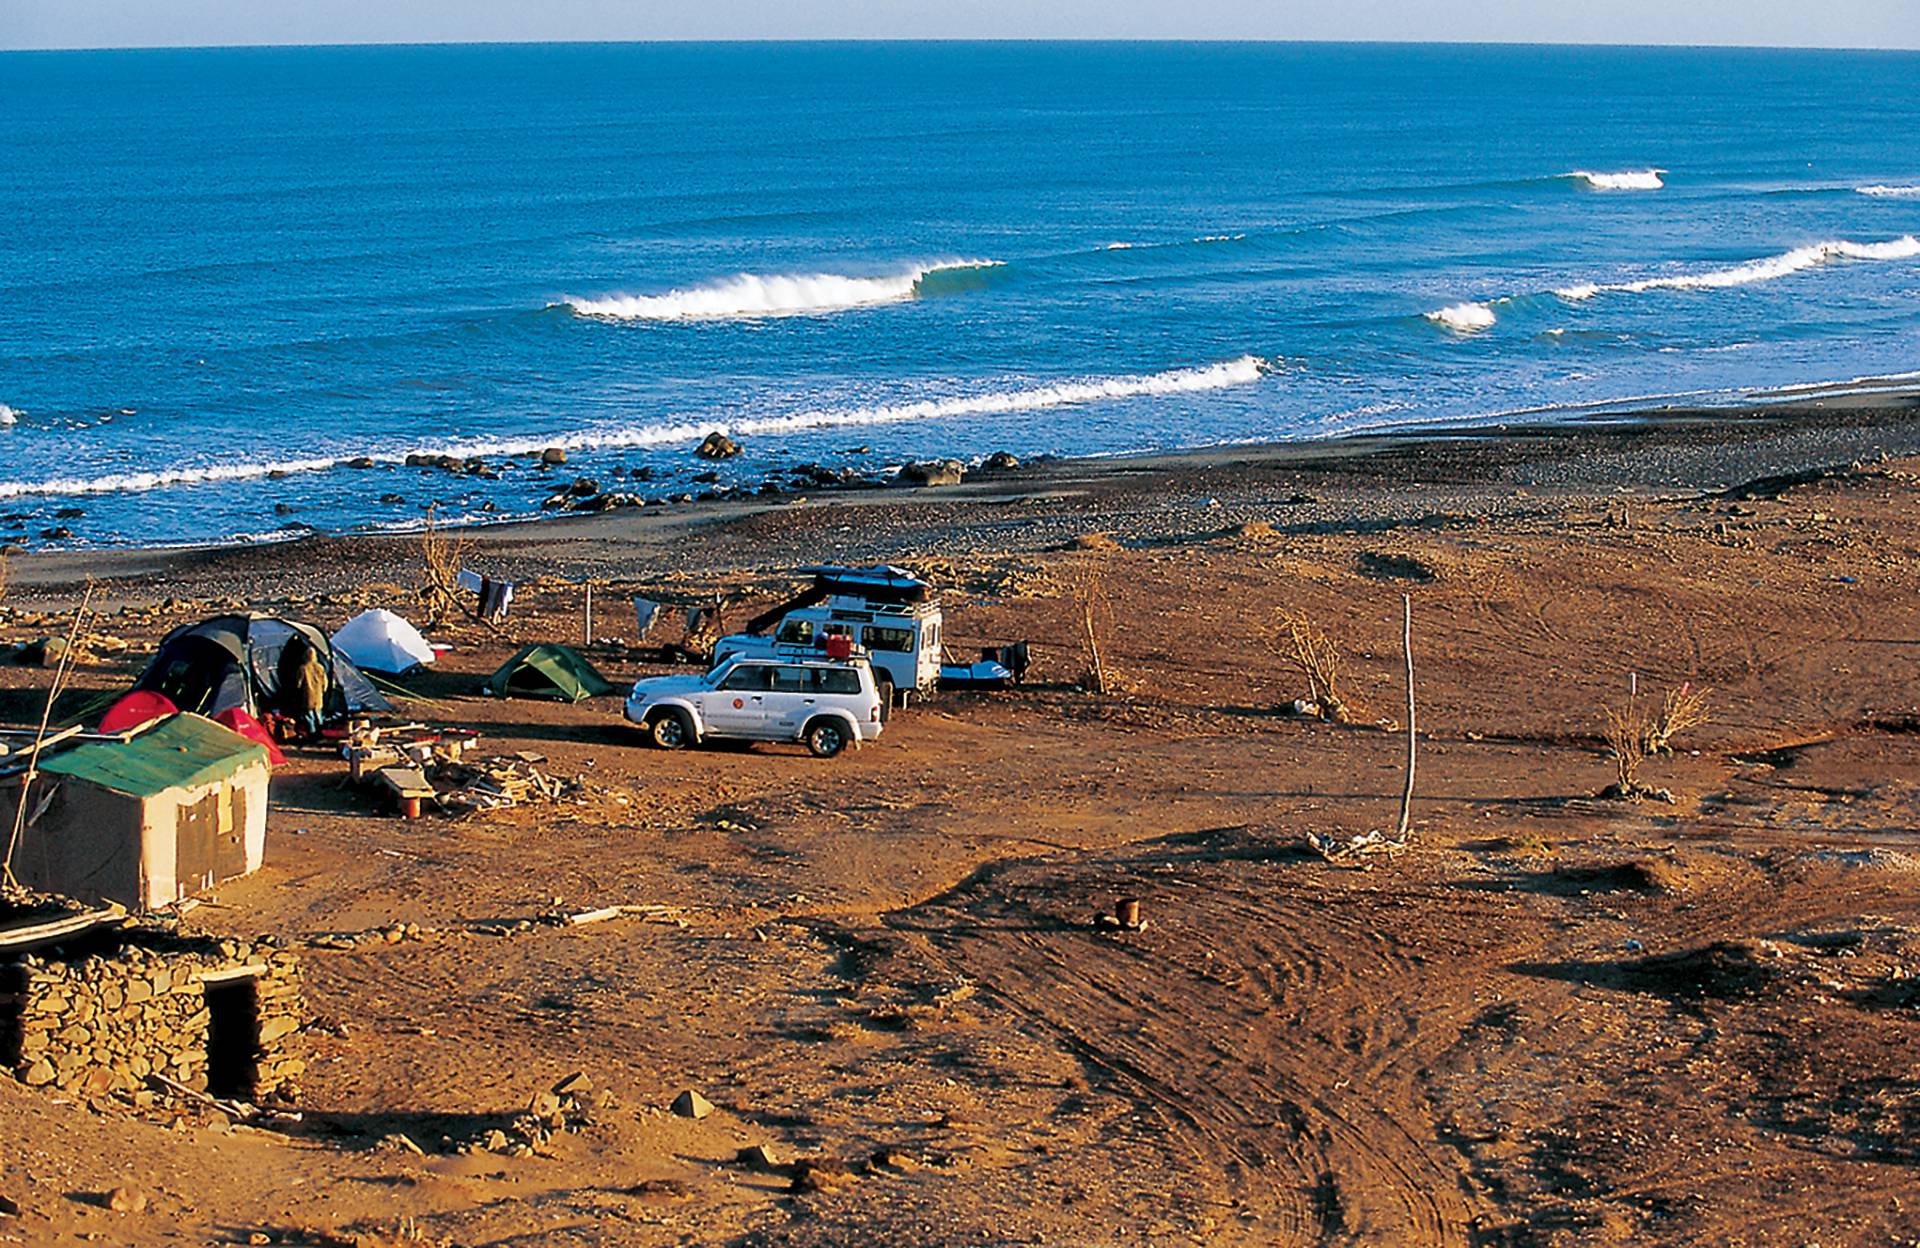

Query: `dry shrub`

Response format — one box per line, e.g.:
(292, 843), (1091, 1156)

(1601, 691), (1654, 798)
(1275, 610), (1352, 722)
(1646, 682), (1711, 755)
(1068, 531), (1120, 552)
(1071, 562), (1115, 694)
(417, 504), (470, 626)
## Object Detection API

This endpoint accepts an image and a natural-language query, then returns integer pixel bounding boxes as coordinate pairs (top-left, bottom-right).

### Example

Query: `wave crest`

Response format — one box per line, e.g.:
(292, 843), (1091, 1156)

(0, 358), (1269, 501)
(1567, 169), (1666, 191)
(1858, 184), (1920, 198)
(1426, 302), (1498, 332)
(560, 260), (1000, 321)
(0, 405), (18, 427)
(1556, 235), (1920, 300)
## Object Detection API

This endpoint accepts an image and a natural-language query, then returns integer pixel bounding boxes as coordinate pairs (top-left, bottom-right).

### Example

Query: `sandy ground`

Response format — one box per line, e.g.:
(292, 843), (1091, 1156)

(3, 403), (1920, 1246)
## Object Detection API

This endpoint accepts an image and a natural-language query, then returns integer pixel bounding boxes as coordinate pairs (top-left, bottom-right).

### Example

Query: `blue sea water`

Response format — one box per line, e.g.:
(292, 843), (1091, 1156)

(2, 41), (1919, 548)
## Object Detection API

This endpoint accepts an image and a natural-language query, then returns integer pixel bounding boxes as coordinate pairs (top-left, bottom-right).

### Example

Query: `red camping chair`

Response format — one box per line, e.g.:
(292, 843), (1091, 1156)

(98, 690), (178, 735)
(214, 707), (289, 767)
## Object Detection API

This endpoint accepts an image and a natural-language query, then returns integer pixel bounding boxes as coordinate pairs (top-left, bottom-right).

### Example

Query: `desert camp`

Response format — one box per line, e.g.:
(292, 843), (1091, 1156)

(1, 408), (1920, 1248)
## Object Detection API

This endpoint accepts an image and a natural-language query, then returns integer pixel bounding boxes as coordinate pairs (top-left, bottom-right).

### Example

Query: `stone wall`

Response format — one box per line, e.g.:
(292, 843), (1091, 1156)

(2, 933), (302, 1101)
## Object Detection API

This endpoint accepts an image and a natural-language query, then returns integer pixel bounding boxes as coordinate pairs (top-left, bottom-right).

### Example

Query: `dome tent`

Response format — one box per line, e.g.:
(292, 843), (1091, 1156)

(484, 644), (616, 703)
(129, 614), (392, 724)
(331, 609), (436, 676)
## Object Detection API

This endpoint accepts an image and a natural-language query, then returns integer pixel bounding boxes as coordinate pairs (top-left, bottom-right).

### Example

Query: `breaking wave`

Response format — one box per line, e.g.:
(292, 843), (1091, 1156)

(0, 358), (1270, 501)
(1556, 235), (1920, 300)
(0, 405), (18, 427)
(1566, 169), (1666, 191)
(560, 260), (1001, 321)
(1426, 302), (1499, 332)
(1858, 184), (1920, 198)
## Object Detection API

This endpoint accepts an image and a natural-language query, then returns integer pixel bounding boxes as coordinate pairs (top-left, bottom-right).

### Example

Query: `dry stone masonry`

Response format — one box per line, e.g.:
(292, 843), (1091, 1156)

(2, 927), (302, 1102)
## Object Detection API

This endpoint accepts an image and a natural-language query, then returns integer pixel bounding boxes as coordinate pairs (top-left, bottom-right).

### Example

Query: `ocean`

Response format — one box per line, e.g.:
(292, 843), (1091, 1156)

(2, 41), (1918, 549)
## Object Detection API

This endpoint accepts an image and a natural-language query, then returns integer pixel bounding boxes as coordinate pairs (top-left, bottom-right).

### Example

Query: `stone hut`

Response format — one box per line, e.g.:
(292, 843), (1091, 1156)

(0, 900), (302, 1101)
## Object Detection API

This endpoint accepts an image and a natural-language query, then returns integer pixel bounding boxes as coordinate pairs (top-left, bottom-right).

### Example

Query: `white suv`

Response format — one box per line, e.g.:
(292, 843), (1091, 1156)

(624, 655), (884, 758)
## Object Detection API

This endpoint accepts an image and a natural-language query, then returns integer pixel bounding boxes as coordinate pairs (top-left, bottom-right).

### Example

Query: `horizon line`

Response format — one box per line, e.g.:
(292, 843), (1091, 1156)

(4, 36), (1919, 55)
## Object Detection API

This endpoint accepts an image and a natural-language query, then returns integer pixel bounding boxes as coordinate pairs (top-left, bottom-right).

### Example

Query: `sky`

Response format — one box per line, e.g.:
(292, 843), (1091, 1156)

(2, 0), (1917, 51)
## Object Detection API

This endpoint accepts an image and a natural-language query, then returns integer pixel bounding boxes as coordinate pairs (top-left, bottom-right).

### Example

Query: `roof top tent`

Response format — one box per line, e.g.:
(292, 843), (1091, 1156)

(735, 566), (944, 700)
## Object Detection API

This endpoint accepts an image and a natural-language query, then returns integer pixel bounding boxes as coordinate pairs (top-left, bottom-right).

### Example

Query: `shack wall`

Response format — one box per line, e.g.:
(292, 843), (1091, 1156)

(2, 762), (270, 912)
(3, 782), (146, 910)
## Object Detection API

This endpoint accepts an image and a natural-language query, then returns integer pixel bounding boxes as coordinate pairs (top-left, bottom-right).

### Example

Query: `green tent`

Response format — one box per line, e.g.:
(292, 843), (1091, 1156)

(483, 644), (618, 703)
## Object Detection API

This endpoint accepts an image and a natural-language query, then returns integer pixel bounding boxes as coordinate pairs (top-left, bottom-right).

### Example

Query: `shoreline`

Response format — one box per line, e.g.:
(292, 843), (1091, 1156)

(11, 387), (1920, 608)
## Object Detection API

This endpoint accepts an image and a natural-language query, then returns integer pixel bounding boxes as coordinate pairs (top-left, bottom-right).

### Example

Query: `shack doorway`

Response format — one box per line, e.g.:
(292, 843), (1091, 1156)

(204, 974), (260, 1099)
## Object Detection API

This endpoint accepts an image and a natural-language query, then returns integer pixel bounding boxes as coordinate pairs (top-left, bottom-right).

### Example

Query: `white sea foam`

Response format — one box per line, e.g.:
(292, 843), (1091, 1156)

(560, 259), (1000, 321)
(0, 358), (1269, 501)
(0, 405), (18, 427)
(1567, 169), (1666, 191)
(1426, 302), (1498, 332)
(1555, 235), (1920, 301)
(1858, 184), (1920, 198)
(1104, 242), (1137, 251)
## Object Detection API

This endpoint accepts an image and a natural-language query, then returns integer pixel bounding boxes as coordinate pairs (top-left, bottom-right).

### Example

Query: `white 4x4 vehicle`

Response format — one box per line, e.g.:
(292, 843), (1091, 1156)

(624, 655), (884, 758)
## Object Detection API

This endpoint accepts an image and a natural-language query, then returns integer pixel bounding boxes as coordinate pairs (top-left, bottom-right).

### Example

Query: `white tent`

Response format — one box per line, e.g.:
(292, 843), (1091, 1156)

(330, 609), (436, 675)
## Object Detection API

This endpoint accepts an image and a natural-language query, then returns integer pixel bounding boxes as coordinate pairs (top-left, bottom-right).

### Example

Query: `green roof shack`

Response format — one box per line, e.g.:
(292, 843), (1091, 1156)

(3, 715), (271, 912)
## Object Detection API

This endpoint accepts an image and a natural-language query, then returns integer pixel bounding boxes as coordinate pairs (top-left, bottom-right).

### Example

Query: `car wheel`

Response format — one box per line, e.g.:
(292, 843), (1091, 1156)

(805, 718), (849, 758)
(649, 710), (693, 750)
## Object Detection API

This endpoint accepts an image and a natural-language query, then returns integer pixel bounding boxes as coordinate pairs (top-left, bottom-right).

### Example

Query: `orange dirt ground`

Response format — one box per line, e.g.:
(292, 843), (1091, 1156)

(2, 441), (1919, 1247)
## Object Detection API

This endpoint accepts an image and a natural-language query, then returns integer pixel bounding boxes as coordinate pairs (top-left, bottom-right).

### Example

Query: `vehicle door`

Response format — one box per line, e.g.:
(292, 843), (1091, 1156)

(922, 618), (944, 690)
(861, 622), (915, 692)
(765, 664), (817, 736)
(706, 662), (774, 736)
(810, 664), (871, 728)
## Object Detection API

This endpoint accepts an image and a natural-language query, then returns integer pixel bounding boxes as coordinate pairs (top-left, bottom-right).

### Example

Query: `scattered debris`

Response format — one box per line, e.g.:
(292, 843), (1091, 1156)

(789, 1157), (858, 1194)
(344, 721), (583, 816)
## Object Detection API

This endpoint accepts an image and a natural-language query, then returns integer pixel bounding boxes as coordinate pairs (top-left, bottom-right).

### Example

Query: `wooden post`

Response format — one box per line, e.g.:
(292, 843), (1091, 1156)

(1079, 573), (1106, 695)
(583, 584), (594, 647)
(4, 583), (94, 887)
(1395, 594), (1416, 843)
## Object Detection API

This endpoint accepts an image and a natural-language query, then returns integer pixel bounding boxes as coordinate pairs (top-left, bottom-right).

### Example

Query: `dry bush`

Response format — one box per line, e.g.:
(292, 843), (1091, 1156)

(1646, 682), (1711, 755)
(1071, 562), (1115, 694)
(417, 504), (471, 626)
(1275, 610), (1352, 722)
(1600, 690), (1660, 799)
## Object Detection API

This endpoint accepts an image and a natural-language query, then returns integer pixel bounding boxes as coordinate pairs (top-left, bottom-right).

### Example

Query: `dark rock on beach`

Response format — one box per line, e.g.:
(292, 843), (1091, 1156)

(897, 459), (966, 487)
(696, 432), (742, 459)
